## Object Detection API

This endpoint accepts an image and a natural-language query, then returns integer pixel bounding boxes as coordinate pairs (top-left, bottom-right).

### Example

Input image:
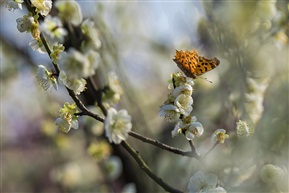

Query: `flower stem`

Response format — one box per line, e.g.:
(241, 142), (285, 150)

(121, 141), (183, 193)
(203, 142), (219, 158)
(129, 131), (199, 158)
(67, 89), (104, 122)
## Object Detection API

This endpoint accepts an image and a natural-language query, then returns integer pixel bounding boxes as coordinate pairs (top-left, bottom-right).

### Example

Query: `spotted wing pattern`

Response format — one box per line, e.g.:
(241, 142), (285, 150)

(173, 49), (220, 79)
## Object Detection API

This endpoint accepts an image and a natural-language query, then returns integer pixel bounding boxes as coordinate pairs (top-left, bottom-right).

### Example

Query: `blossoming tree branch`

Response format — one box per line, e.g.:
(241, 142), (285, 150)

(2, 0), (288, 193)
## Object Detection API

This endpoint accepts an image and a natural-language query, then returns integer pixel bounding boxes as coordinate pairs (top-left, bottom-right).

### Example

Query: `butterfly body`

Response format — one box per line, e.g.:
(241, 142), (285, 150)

(173, 49), (220, 79)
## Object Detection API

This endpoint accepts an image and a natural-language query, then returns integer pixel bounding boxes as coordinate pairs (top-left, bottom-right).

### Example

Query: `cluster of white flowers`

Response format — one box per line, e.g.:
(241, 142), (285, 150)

(160, 72), (204, 139)
(244, 78), (269, 124)
(236, 120), (254, 139)
(7, 0), (113, 139)
(81, 19), (101, 52)
(260, 164), (287, 186)
(55, 102), (79, 133)
(57, 48), (100, 95)
(211, 129), (229, 144)
(35, 64), (58, 91)
(53, 7), (101, 95)
(188, 170), (227, 193)
(1, 0), (23, 10)
(102, 72), (124, 108)
(9, 0), (102, 95)
(30, 0), (52, 16)
(39, 15), (67, 45)
(58, 71), (87, 95)
(16, 14), (36, 32)
(104, 108), (132, 144)
(253, 0), (278, 30)
(12, 0), (53, 52)
(55, 0), (82, 26)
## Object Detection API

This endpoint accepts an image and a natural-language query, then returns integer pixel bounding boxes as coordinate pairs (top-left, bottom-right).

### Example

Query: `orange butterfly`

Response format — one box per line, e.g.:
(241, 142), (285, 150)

(173, 49), (220, 79)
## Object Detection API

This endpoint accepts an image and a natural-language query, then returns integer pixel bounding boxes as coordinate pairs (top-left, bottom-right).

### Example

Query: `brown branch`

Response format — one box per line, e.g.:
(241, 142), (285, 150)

(22, 2), (185, 192)
(22, 1), (104, 123)
(67, 89), (104, 122)
(86, 78), (107, 116)
(129, 131), (199, 159)
(121, 141), (183, 193)
(39, 33), (60, 74)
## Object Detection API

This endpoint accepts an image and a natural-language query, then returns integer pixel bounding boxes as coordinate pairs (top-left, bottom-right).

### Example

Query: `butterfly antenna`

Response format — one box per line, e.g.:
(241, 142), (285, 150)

(198, 76), (213, 83)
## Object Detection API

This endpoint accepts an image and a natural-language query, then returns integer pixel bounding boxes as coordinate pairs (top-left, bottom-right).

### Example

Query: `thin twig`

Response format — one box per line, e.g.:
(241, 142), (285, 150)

(23, 1), (104, 123)
(121, 141), (183, 193)
(129, 131), (199, 158)
(39, 33), (61, 74)
(67, 89), (105, 122)
(22, 3), (183, 192)
(203, 142), (219, 158)
(188, 140), (197, 153)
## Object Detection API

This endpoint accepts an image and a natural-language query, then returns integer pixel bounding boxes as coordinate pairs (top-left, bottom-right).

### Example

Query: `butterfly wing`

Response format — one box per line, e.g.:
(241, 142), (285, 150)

(195, 56), (220, 76)
(173, 49), (199, 78)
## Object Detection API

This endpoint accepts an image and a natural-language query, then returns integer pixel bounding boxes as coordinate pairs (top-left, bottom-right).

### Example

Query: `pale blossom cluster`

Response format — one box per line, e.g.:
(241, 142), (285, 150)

(211, 129), (229, 144)
(236, 120), (254, 139)
(104, 108), (132, 144)
(57, 48), (100, 95)
(35, 64), (58, 91)
(6, 0), (105, 137)
(260, 164), (288, 185)
(16, 14), (36, 33)
(253, 0), (278, 30)
(55, 0), (82, 26)
(160, 72), (204, 139)
(8, 0), (102, 95)
(12, 0), (53, 52)
(39, 15), (68, 44)
(53, 6), (101, 95)
(1, 0), (23, 10)
(55, 102), (79, 133)
(188, 170), (227, 193)
(102, 72), (124, 108)
(244, 78), (269, 124)
(81, 19), (102, 52)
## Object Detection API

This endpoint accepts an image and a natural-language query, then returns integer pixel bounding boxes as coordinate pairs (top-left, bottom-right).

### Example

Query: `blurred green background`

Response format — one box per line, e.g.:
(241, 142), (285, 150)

(1, 1), (288, 193)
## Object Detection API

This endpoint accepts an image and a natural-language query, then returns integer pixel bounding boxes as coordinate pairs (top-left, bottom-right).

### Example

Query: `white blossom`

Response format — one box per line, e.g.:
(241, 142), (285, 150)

(206, 187), (227, 193)
(35, 65), (57, 91)
(260, 164), (285, 184)
(55, 103), (79, 133)
(81, 19), (101, 52)
(29, 39), (46, 54)
(236, 120), (254, 138)
(188, 170), (218, 193)
(58, 71), (86, 95)
(31, 0), (52, 16)
(173, 83), (193, 97)
(1, 0), (23, 10)
(211, 129), (229, 144)
(40, 15), (67, 44)
(85, 50), (101, 77)
(55, 117), (78, 133)
(58, 48), (97, 79)
(185, 122), (204, 140)
(55, 0), (82, 26)
(108, 72), (123, 95)
(16, 15), (35, 33)
(159, 104), (180, 122)
(174, 94), (193, 116)
(104, 108), (132, 144)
